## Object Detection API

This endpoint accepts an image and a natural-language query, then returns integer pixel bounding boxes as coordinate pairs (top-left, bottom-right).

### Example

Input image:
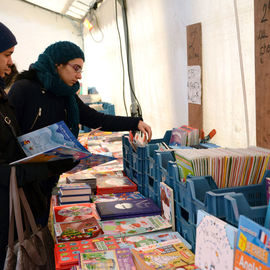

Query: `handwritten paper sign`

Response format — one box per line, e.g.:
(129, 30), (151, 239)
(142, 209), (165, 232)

(187, 65), (201, 105)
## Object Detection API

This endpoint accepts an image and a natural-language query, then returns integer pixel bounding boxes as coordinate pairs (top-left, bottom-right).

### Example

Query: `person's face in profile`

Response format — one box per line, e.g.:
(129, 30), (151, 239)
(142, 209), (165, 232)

(56, 58), (84, 87)
(0, 46), (14, 78)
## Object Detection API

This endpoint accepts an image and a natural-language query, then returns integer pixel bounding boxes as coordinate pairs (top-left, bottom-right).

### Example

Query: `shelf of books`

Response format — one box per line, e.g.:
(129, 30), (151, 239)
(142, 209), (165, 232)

(48, 126), (270, 270)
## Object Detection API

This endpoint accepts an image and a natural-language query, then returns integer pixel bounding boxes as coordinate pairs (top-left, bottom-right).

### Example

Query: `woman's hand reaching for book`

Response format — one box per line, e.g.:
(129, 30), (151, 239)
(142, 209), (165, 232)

(137, 120), (152, 142)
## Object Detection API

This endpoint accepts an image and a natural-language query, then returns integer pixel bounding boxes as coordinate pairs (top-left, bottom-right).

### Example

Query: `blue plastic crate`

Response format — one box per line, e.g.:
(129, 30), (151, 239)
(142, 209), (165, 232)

(175, 201), (196, 251)
(154, 151), (175, 189)
(169, 159), (270, 225)
(122, 131), (172, 195)
(81, 102), (115, 132)
(224, 193), (267, 227)
(147, 188), (160, 207)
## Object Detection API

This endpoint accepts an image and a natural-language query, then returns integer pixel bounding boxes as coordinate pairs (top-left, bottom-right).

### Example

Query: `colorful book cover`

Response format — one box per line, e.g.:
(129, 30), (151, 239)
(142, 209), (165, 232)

(116, 231), (191, 250)
(160, 182), (175, 231)
(174, 152), (194, 181)
(54, 236), (120, 268)
(11, 121), (115, 166)
(53, 203), (100, 223)
(79, 248), (136, 270)
(234, 215), (270, 270)
(96, 198), (161, 220)
(169, 127), (187, 147)
(101, 215), (172, 238)
(266, 177), (270, 204)
(195, 210), (237, 270)
(131, 239), (196, 269)
(54, 217), (103, 243)
(92, 192), (145, 203)
(11, 121), (91, 164)
(96, 174), (137, 195)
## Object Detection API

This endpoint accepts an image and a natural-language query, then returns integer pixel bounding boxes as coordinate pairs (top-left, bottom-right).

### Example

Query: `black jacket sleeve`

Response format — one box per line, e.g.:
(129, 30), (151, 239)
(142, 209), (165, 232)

(0, 163), (49, 188)
(77, 96), (142, 131)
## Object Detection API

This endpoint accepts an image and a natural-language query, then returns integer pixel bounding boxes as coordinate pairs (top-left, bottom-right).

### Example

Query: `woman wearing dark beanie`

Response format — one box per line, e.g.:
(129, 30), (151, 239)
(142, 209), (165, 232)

(0, 22), (78, 269)
(8, 40), (152, 226)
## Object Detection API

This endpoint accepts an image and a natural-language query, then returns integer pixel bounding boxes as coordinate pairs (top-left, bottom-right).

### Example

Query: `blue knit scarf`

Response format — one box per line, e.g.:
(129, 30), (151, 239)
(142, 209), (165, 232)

(32, 53), (79, 137)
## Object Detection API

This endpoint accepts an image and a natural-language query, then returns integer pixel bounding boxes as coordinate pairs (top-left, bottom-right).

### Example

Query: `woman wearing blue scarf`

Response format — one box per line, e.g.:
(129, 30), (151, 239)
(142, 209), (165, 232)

(8, 41), (152, 226)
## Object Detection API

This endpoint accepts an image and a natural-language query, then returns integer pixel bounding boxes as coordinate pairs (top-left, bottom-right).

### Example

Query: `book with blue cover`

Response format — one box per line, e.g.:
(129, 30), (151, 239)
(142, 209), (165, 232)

(96, 198), (161, 220)
(234, 215), (270, 269)
(10, 121), (115, 165)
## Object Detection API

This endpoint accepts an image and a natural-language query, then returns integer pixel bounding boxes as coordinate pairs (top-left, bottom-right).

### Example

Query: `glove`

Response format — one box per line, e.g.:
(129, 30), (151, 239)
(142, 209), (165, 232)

(47, 158), (80, 176)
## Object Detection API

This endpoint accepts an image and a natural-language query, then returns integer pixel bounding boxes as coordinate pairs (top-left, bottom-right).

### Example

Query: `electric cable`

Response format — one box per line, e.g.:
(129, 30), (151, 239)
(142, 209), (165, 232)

(89, 10), (104, 43)
(115, 0), (128, 116)
(121, 1), (142, 117)
(233, 0), (250, 146)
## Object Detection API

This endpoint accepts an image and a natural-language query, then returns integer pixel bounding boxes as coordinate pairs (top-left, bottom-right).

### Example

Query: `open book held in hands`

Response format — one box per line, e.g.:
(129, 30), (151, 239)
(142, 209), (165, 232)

(10, 121), (115, 165)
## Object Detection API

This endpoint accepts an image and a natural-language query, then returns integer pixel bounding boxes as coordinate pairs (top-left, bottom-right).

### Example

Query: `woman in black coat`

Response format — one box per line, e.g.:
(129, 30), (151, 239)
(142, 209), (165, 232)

(0, 22), (77, 269)
(8, 41), (152, 226)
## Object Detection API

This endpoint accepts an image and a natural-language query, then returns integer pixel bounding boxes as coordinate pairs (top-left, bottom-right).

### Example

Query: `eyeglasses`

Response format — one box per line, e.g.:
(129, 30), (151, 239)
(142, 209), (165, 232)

(67, 63), (83, 73)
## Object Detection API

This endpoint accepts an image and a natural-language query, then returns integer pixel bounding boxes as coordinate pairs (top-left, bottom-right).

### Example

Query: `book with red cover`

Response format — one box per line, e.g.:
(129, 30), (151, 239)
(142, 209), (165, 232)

(53, 203), (100, 223)
(96, 174), (137, 195)
(54, 217), (103, 243)
(96, 198), (161, 220)
(54, 236), (119, 269)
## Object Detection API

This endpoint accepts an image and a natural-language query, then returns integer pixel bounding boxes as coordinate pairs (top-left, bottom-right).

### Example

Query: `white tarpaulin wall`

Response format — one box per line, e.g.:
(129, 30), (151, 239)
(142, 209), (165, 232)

(1, 0), (255, 148)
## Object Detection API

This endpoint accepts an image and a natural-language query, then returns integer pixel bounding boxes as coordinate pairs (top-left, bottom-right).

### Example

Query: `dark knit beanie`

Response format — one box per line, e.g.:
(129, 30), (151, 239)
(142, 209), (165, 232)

(43, 41), (85, 64)
(0, 22), (17, 53)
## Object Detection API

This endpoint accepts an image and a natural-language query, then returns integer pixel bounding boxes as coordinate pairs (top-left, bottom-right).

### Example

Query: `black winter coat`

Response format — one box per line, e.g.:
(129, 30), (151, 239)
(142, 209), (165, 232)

(0, 80), (50, 268)
(8, 70), (141, 135)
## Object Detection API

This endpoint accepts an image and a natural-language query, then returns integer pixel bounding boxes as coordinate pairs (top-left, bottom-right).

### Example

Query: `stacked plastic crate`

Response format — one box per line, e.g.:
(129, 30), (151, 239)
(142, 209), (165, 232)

(166, 160), (270, 251)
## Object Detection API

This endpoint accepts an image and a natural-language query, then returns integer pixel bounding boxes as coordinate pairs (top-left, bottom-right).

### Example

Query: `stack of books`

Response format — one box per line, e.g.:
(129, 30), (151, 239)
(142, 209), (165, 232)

(66, 170), (97, 193)
(169, 125), (199, 148)
(58, 183), (91, 205)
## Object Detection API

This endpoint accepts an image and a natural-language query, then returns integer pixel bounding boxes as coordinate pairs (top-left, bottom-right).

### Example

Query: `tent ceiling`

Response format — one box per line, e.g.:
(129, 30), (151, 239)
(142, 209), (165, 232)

(22, 0), (97, 21)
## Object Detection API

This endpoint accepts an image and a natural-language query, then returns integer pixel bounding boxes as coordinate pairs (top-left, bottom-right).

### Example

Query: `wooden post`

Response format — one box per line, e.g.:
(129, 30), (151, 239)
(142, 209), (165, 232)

(255, 0), (270, 148)
(187, 23), (203, 130)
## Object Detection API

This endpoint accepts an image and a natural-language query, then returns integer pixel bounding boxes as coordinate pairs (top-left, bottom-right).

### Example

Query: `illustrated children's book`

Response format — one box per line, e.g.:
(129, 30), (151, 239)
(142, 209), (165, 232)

(92, 191), (145, 203)
(131, 238), (196, 269)
(234, 215), (270, 270)
(160, 182), (175, 231)
(54, 236), (120, 268)
(11, 121), (115, 165)
(11, 121), (91, 164)
(195, 210), (237, 270)
(101, 215), (171, 238)
(96, 173), (137, 194)
(116, 231), (192, 250)
(79, 248), (136, 270)
(53, 203), (100, 223)
(96, 198), (161, 220)
(54, 217), (103, 243)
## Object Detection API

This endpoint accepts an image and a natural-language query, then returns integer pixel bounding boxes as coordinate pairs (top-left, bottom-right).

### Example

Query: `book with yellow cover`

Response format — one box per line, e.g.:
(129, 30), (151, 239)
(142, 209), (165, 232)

(131, 239), (196, 269)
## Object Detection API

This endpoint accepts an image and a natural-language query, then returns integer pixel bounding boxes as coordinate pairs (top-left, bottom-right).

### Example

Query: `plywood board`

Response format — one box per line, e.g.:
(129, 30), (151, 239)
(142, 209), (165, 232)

(187, 23), (203, 130)
(255, 0), (270, 148)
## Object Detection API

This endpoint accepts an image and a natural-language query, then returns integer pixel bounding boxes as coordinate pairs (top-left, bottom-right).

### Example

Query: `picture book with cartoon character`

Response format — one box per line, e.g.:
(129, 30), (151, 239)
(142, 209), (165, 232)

(11, 121), (114, 165)
(131, 238), (196, 269)
(101, 215), (171, 238)
(160, 182), (175, 231)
